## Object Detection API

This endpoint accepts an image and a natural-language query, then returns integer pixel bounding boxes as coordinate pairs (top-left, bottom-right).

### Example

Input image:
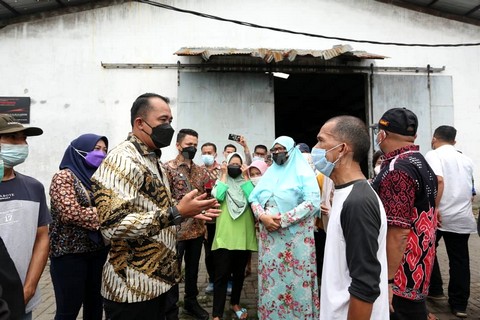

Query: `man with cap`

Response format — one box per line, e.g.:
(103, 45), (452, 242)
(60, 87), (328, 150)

(425, 125), (476, 318)
(0, 114), (51, 320)
(371, 107), (438, 319)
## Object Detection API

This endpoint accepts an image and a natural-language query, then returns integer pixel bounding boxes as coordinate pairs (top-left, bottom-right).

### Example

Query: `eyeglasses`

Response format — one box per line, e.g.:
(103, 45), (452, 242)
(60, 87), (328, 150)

(270, 147), (287, 154)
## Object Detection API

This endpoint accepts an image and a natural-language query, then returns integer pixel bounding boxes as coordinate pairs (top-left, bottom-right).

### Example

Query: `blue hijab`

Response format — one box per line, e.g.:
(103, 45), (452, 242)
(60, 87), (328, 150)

(249, 136), (320, 216)
(59, 133), (108, 191)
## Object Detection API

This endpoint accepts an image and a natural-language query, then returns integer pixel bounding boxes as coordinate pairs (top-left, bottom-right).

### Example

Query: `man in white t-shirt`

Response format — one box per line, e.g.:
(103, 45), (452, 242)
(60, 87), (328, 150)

(425, 125), (476, 318)
(313, 115), (389, 319)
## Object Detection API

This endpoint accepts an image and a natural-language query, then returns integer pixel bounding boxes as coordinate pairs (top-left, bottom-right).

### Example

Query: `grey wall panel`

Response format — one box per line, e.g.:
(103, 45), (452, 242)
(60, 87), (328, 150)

(371, 74), (453, 155)
(430, 76), (454, 132)
(177, 72), (275, 163)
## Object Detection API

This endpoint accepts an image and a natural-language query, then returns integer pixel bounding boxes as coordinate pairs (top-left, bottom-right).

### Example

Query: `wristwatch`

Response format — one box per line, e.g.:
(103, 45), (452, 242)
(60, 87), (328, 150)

(169, 206), (183, 226)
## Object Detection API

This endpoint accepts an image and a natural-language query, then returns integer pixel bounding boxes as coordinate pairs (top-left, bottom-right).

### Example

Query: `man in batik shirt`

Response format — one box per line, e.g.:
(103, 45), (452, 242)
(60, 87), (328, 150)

(371, 108), (438, 320)
(164, 129), (210, 320)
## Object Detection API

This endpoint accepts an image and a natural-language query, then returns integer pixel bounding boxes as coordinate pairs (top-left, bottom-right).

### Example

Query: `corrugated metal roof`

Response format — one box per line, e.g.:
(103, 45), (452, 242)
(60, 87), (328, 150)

(175, 45), (387, 62)
(1, 1), (479, 27)
(0, 0), (114, 27)
(376, 0), (480, 26)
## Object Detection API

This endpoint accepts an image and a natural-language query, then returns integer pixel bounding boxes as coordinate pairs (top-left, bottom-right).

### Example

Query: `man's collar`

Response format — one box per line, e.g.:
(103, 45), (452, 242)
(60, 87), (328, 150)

(128, 133), (158, 157)
(174, 154), (192, 167)
(384, 144), (419, 160)
(205, 161), (221, 170)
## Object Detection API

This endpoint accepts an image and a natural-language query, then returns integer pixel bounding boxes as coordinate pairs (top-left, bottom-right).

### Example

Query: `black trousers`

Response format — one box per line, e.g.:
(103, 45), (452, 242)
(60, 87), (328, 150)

(204, 223), (216, 283)
(390, 295), (427, 320)
(429, 230), (471, 311)
(50, 248), (108, 320)
(177, 236), (204, 302)
(104, 285), (179, 320)
(314, 229), (326, 280)
(0, 237), (24, 320)
(212, 249), (249, 318)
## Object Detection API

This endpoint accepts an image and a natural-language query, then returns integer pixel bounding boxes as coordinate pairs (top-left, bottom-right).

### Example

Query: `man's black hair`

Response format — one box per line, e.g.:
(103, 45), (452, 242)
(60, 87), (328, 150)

(130, 93), (170, 126)
(201, 142), (217, 153)
(224, 144), (237, 152)
(254, 144), (268, 153)
(434, 125), (456, 143)
(176, 128), (198, 143)
(329, 115), (370, 163)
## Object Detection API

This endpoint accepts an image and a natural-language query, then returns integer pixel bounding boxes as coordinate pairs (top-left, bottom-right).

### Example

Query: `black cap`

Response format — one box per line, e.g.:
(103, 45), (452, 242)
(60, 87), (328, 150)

(377, 108), (418, 136)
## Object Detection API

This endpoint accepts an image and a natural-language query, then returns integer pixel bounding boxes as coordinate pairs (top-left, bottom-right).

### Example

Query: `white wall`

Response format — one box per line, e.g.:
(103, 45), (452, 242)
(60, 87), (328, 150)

(0, 0), (479, 189)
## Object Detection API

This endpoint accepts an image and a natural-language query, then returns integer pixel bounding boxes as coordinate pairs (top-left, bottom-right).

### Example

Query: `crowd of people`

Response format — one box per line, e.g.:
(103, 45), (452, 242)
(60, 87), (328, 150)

(0, 93), (478, 320)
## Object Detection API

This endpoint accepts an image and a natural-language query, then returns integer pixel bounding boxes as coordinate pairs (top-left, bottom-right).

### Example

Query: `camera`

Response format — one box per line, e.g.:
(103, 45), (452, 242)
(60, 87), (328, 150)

(228, 133), (241, 142)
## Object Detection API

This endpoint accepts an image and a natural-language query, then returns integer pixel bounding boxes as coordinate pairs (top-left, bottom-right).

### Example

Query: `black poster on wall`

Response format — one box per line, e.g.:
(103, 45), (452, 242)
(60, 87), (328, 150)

(0, 97), (31, 123)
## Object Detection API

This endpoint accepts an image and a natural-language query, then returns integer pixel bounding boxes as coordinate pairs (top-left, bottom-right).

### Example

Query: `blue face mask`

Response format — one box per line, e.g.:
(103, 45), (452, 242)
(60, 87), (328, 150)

(0, 144), (29, 168)
(311, 144), (343, 177)
(202, 154), (215, 166)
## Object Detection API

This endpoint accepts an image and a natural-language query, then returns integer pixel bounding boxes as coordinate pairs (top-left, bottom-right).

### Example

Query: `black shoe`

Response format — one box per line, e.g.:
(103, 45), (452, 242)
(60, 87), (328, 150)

(183, 300), (209, 320)
(452, 310), (467, 318)
(451, 308), (467, 318)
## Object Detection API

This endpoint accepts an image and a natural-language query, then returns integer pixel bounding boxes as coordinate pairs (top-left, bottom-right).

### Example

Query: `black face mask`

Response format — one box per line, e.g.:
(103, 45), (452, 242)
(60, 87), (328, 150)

(181, 146), (197, 160)
(144, 121), (175, 149)
(272, 152), (288, 165)
(227, 165), (242, 178)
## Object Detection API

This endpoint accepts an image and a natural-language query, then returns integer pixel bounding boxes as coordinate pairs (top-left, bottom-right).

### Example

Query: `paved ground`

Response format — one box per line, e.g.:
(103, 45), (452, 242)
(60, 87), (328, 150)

(34, 234), (480, 320)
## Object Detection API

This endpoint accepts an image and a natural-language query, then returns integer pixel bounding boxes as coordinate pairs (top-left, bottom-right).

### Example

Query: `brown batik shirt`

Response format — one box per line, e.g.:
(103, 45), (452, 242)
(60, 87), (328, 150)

(164, 155), (210, 241)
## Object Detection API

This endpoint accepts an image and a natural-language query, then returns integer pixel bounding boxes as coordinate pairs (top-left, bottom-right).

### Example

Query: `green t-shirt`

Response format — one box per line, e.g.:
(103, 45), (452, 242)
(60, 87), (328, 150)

(212, 180), (258, 251)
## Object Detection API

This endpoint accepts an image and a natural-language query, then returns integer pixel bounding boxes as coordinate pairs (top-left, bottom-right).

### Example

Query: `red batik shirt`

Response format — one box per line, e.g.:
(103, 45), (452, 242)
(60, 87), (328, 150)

(371, 145), (438, 300)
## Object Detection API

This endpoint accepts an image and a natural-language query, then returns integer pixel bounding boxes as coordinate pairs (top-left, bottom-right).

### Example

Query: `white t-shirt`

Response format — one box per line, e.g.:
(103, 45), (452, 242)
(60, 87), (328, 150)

(425, 144), (476, 233)
(321, 180), (389, 319)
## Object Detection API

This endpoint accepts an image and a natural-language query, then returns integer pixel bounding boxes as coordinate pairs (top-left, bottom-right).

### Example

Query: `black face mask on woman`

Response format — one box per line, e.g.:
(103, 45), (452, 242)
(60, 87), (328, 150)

(227, 165), (242, 178)
(143, 121), (175, 149)
(272, 152), (288, 165)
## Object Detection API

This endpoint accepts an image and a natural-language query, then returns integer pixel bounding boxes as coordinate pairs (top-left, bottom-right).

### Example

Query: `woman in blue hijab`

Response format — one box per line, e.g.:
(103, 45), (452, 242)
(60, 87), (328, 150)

(49, 134), (108, 320)
(249, 136), (321, 319)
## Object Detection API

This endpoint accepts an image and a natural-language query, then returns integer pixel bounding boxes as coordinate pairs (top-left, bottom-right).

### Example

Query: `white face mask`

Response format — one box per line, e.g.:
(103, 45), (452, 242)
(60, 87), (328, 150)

(250, 176), (261, 186)
(374, 165), (381, 175)
(252, 156), (265, 162)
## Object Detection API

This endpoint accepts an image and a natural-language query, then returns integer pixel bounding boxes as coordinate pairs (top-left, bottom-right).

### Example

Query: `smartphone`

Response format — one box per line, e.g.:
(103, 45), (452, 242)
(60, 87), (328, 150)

(228, 133), (241, 142)
(204, 179), (214, 198)
(205, 186), (212, 198)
